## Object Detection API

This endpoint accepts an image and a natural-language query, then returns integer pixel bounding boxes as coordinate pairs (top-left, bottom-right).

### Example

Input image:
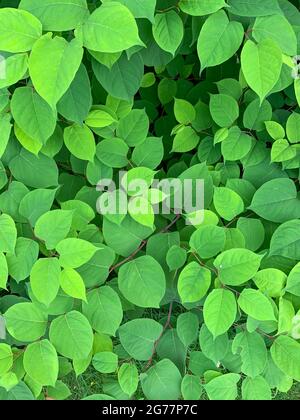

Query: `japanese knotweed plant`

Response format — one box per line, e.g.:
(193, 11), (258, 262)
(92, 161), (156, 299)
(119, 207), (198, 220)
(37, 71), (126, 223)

(0, 0), (300, 402)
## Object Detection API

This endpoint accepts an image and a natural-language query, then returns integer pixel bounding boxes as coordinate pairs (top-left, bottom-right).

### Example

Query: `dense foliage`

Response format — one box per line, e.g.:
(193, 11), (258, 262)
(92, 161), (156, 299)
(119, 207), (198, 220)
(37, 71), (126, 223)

(0, 0), (300, 401)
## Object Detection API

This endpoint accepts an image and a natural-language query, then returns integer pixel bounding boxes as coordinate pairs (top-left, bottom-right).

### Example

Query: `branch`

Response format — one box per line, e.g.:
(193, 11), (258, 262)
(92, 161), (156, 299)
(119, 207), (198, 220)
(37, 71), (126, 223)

(144, 301), (174, 371)
(109, 213), (181, 274)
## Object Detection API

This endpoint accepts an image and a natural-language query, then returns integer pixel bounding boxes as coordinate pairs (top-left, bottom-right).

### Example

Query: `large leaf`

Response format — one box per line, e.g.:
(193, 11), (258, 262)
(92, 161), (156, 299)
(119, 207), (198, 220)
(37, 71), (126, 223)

(49, 311), (93, 360)
(179, 0), (226, 16)
(270, 219), (300, 260)
(178, 262), (211, 303)
(82, 2), (143, 53)
(271, 336), (300, 381)
(214, 249), (262, 286)
(19, 0), (89, 31)
(141, 359), (182, 400)
(153, 11), (184, 56)
(204, 289), (237, 338)
(232, 331), (267, 378)
(118, 318), (163, 361)
(118, 256), (166, 308)
(198, 10), (244, 70)
(23, 340), (59, 386)
(238, 289), (277, 322)
(82, 286), (123, 336)
(29, 33), (83, 108)
(0, 8), (42, 53)
(250, 178), (300, 223)
(241, 39), (282, 103)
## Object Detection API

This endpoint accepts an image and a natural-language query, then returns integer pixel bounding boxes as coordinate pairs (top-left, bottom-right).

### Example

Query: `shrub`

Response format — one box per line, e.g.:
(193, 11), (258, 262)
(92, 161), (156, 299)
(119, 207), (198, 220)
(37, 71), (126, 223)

(0, 0), (300, 401)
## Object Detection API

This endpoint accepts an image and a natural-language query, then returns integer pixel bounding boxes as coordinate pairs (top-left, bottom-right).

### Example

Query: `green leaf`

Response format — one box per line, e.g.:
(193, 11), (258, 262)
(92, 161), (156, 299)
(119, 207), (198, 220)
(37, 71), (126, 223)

(271, 335), (300, 381)
(23, 340), (58, 387)
(6, 237), (39, 282)
(56, 238), (98, 269)
(221, 127), (252, 161)
(49, 311), (93, 360)
(0, 8), (42, 53)
(82, 286), (123, 336)
(11, 87), (57, 147)
(118, 256), (166, 308)
(250, 179), (300, 223)
(241, 39), (282, 103)
(93, 352), (118, 374)
(181, 375), (202, 400)
(104, 0), (156, 22)
(232, 331), (267, 378)
(117, 109), (149, 147)
(243, 98), (272, 131)
(179, 0), (226, 16)
(205, 373), (240, 401)
(209, 94), (239, 128)
(92, 53), (144, 101)
(0, 372), (19, 392)
(85, 109), (116, 129)
(214, 249), (262, 286)
(253, 269), (286, 298)
(153, 11), (184, 56)
(141, 359), (182, 400)
(236, 218), (265, 252)
(197, 10), (244, 70)
(242, 376), (272, 401)
(265, 121), (285, 141)
(271, 139), (296, 163)
(278, 297), (295, 335)
(82, 2), (143, 53)
(0, 344), (13, 376)
(0, 53), (28, 90)
(286, 263), (300, 296)
(132, 137), (164, 169)
(166, 245), (187, 271)
(30, 258), (61, 306)
(34, 210), (73, 250)
(227, 0), (282, 16)
(19, 188), (57, 227)
(0, 252), (8, 290)
(128, 196), (155, 229)
(5, 303), (48, 342)
(60, 268), (87, 301)
(0, 114), (12, 158)
(213, 187), (244, 221)
(177, 312), (199, 347)
(174, 98), (196, 125)
(58, 64), (92, 125)
(253, 14), (297, 56)
(96, 138), (129, 168)
(9, 149), (59, 189)
(270, 220), (300, 260)
(190, 225), (226, 259)
(29, 33), (83, 108)
(172, 126), (199, 153)
(118, 318), (163, 361)
(64, 124), (96, 162)
(118, 363), (139, 396)
(286, 112), (300, 144)
(0, 214), (17, 254)
(19, 0), (89, 31)
(178, 262), (211, 303)
(238, 289), (277, 322)
(204, 289), (237, 338)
